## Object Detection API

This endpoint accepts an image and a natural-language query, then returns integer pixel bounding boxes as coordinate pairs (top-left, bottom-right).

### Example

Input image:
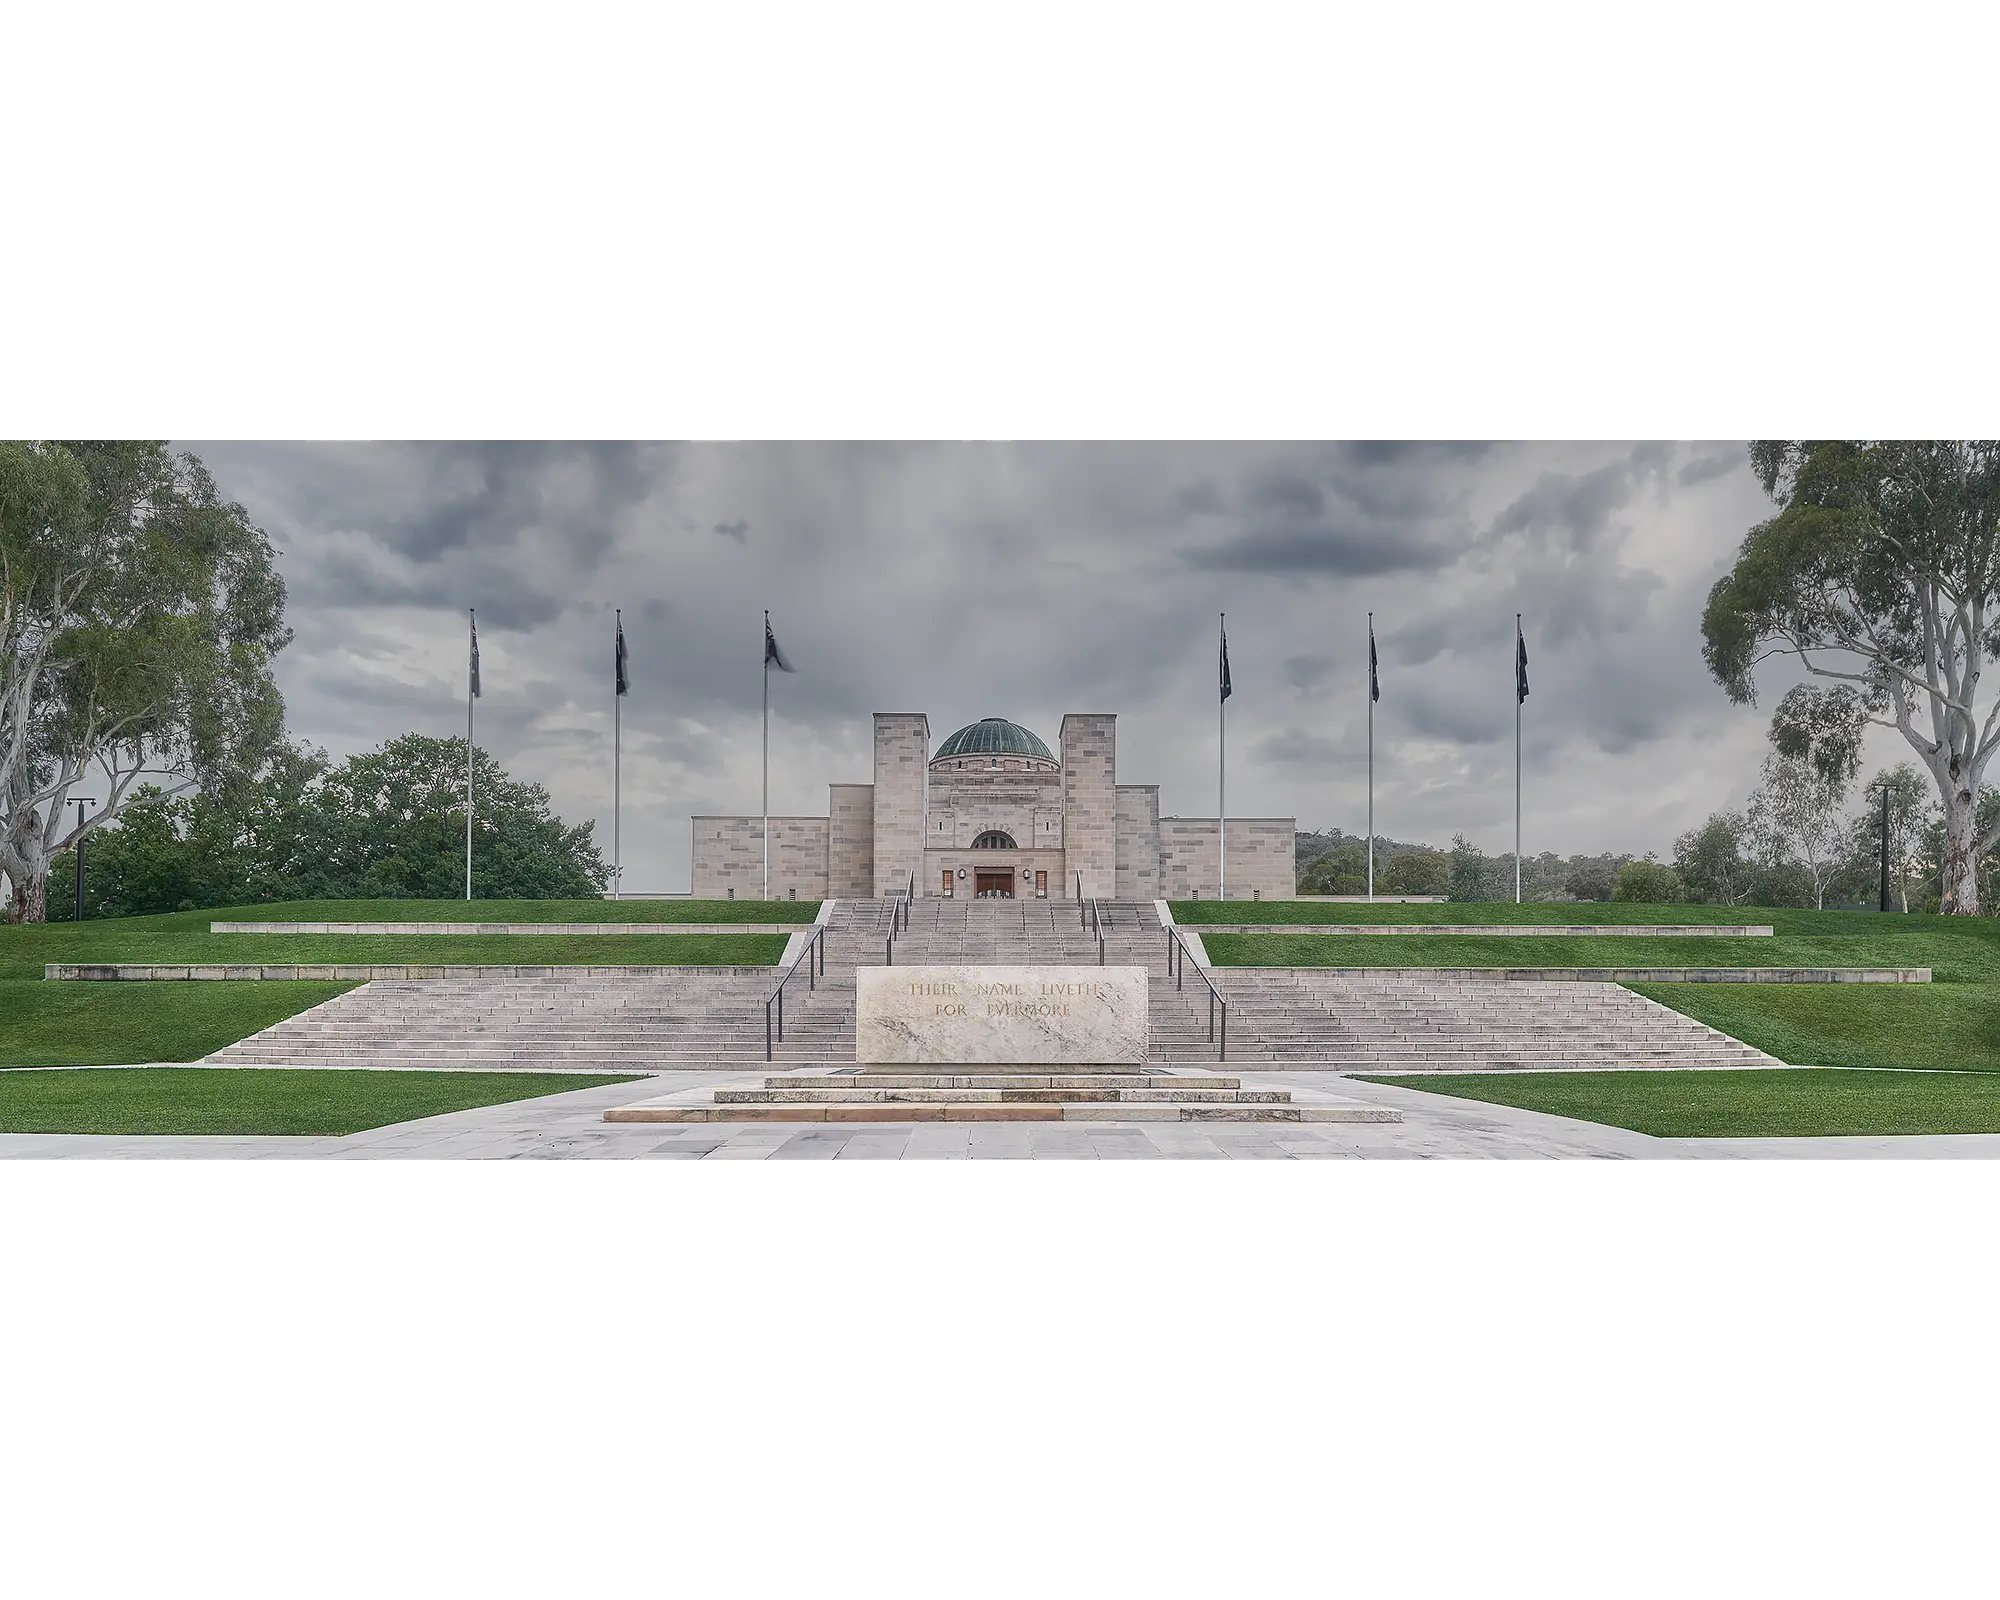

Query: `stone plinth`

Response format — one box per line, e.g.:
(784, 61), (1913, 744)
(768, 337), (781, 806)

(855, 965), (1148, 1069)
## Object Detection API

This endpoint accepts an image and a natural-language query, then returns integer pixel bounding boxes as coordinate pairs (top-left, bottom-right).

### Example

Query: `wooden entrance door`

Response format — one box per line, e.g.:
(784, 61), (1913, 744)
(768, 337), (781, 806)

(974, 869), (1014, 899)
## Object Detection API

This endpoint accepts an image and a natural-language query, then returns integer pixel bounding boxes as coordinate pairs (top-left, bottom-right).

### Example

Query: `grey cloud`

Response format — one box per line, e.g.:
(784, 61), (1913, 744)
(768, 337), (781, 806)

(1488, 459), (1638, 548)
(1284, 654), (1336, 695)
(1178, 443), (1486, 577)
(714, 519), (748, 542)
(174, 440), (1776, 893)
(1678, 448), (1743, 487)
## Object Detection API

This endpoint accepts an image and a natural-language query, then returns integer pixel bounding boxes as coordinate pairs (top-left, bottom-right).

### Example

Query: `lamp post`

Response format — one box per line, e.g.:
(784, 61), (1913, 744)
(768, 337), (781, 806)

(72, 797), (97, 922)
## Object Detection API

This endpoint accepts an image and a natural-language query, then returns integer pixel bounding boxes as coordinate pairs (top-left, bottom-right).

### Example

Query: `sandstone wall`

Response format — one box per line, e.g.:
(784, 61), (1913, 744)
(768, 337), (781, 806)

(690, 815), (830, 900)
(871, 713), (929, 898)
(1115, 784), (1163, 900)
(1060, 714), (1117, 898)
(1159, 817), (1295, 901)
(828, 783), (875, 898)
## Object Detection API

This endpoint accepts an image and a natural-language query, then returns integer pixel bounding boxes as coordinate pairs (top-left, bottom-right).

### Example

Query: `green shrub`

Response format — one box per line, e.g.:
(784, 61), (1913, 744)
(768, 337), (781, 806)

(1613, 859), (1685, 903)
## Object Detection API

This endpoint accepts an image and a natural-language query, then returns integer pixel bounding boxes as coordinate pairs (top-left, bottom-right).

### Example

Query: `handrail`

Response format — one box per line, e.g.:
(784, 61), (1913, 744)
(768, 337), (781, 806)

(1165, 923), (1228, 1061)
(1088, 897), (1105, 965)
(764, 922), (829, 1061)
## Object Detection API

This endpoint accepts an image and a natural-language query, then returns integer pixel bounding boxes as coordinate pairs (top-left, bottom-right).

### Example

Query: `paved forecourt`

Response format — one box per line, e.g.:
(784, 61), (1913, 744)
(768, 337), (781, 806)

(9, 1071), (2000, 1159)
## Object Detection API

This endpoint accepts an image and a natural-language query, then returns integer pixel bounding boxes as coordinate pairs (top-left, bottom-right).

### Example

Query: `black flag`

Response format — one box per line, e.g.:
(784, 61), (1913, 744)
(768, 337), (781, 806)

(469, 611), (481, 699)
(615, 613), (629, 696)
(1516, 621), (1530, 704)
(1369, 624), (1380, 704)
(765, 614), (795, 674)
(1219, 617), (1232, 702)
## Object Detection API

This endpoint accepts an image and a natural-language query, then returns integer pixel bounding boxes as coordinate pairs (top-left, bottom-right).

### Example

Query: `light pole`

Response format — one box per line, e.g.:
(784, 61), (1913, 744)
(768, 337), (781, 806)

(72, 797), (97, 921)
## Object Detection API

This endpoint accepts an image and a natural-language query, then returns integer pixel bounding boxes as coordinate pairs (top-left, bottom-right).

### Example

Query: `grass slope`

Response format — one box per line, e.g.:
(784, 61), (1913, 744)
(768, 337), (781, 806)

(1626, 983), (2000, 1075)
(1198, 903), (2000, 1078)
(0, 1067), (641, 1136)
(1361, 1068), (2000, 1139)
(0, 980), (356, 1067)
(192, 897), (820, 924)
(4, 931), (788, 979)
(1204, 929), (1982, 977)
(1176, 900), (1933, 930)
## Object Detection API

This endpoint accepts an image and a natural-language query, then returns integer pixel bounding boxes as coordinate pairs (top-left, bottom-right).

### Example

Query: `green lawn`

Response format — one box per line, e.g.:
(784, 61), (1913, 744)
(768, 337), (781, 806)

(1626, 983), (2000, 1075)
(44, 896), (820, 928)
(4, 931), (787, 979)
(0, 980), (357, 1067)
(0, 901), (795, 1070)
(1360, 1067), (2000, 1138)
(1203, 929), (1981, 978)
(1174, 900), (1932, 930)
(0, 1067), (641, 1136)
(1194, 902), (2000, 1078)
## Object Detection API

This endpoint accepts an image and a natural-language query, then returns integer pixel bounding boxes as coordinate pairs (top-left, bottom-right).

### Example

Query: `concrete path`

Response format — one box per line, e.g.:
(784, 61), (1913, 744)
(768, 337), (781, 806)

(4, 1069), (1996, 1159)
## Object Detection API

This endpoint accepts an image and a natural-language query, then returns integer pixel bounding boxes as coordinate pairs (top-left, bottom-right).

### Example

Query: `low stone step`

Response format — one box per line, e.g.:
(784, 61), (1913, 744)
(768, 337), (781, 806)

(604, 1102), (1404, 1124)
(769, 1073), (1244, 1090)
(713, 1087), (1289, 1104)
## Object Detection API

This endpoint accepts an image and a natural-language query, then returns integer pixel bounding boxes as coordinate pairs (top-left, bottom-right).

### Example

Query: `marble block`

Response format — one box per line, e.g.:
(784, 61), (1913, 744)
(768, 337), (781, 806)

(855, 965), (1148, 1068)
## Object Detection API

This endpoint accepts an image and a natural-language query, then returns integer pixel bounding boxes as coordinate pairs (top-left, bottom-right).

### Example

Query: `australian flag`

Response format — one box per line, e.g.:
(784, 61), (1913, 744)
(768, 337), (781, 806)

(469, 611), (481, 699)
(1219, 616), (1232, 703)
(1516, 620), (1530, 704)
(615, 613), (629, 696)
(1369, 622), (1380, 704)
(765, 613), (795, 674)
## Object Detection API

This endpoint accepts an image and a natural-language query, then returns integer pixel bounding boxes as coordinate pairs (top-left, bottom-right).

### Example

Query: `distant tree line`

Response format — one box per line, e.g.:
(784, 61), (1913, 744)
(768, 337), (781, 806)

(45, 733), (609, 920)
(1298, 757), (2000, 910)
(1296, 828), (1661, 903)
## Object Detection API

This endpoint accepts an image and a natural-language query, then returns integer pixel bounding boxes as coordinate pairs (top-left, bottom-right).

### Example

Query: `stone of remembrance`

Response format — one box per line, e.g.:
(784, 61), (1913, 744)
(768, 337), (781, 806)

(856, 965), (1149, 1067)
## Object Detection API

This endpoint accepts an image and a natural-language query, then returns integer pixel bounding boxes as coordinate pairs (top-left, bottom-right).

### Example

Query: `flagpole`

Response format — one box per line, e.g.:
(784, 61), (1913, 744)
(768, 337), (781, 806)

(1218, 612), (1227, 903)
(762, 609), (771, 903)
(465, 609), (475, 902)
(1514, 612), (1523, 906)
(613, 608), (621, 902)
(1367, 611), (1375, 900)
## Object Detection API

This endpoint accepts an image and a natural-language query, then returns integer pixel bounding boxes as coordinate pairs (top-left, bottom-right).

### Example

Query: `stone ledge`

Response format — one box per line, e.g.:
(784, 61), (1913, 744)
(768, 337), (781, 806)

(44, 963), (780, 981)
(1238, 967), (1931, 983)
(208, 921), (804, 935)
(1201, 924), (1776, 937)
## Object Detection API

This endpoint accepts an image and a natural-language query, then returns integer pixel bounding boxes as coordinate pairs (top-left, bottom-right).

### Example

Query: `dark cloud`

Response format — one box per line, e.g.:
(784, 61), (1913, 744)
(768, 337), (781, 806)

(1283, 654), (1336, 696)
(174, 440), (1786, 892)
(1251, 730), (1358, 769)
(1177, 443), (1484, 577)
(1677, 448), (1743, 487)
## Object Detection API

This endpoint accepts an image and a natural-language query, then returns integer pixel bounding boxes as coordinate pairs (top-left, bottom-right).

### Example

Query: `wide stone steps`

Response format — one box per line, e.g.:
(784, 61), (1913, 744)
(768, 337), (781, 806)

(204, 898), (1784, 1085)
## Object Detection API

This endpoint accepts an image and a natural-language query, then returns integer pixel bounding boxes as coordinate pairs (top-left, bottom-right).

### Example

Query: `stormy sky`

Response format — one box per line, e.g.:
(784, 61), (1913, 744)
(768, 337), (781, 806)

(178, 441), (1841, 892)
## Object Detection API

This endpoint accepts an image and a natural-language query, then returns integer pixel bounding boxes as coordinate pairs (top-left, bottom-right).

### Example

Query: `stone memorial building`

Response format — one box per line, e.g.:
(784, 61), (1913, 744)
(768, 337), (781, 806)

(692, 713), (1295, 901)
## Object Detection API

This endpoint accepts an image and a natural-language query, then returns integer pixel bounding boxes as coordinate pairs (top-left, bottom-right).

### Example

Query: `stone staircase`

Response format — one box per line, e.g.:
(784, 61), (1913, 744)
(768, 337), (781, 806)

(204, 896), (1777, 1081)
(1167, 967), (1781, 1073)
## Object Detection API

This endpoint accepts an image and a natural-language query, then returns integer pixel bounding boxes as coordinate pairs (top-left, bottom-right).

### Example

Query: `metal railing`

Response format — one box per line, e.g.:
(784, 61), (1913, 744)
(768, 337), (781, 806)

(1166, 923), (1227, 1061)
(1088, 897), (1106, 965)
(764, 922), (829, 1061)
(884, 871), (912, 963)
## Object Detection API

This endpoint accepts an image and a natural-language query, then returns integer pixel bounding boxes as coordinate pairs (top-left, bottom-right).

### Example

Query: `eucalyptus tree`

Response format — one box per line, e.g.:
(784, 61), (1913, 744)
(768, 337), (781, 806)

(1855, 763), (1935, 912)
(0, 441), (290, 921)
(1745, 751), (1851, 910)
(1703, 440), (2000, 914)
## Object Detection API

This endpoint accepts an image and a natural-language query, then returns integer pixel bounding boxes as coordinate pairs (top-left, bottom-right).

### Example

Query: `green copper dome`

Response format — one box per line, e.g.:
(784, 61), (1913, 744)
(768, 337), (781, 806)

(933, 717), (1056, 764)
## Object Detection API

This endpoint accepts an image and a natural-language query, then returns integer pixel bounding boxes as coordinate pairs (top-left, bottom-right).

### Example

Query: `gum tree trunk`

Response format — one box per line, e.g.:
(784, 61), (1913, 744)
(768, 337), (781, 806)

(8, 870), (47, 925)
(1940, 783), (1981, 915)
